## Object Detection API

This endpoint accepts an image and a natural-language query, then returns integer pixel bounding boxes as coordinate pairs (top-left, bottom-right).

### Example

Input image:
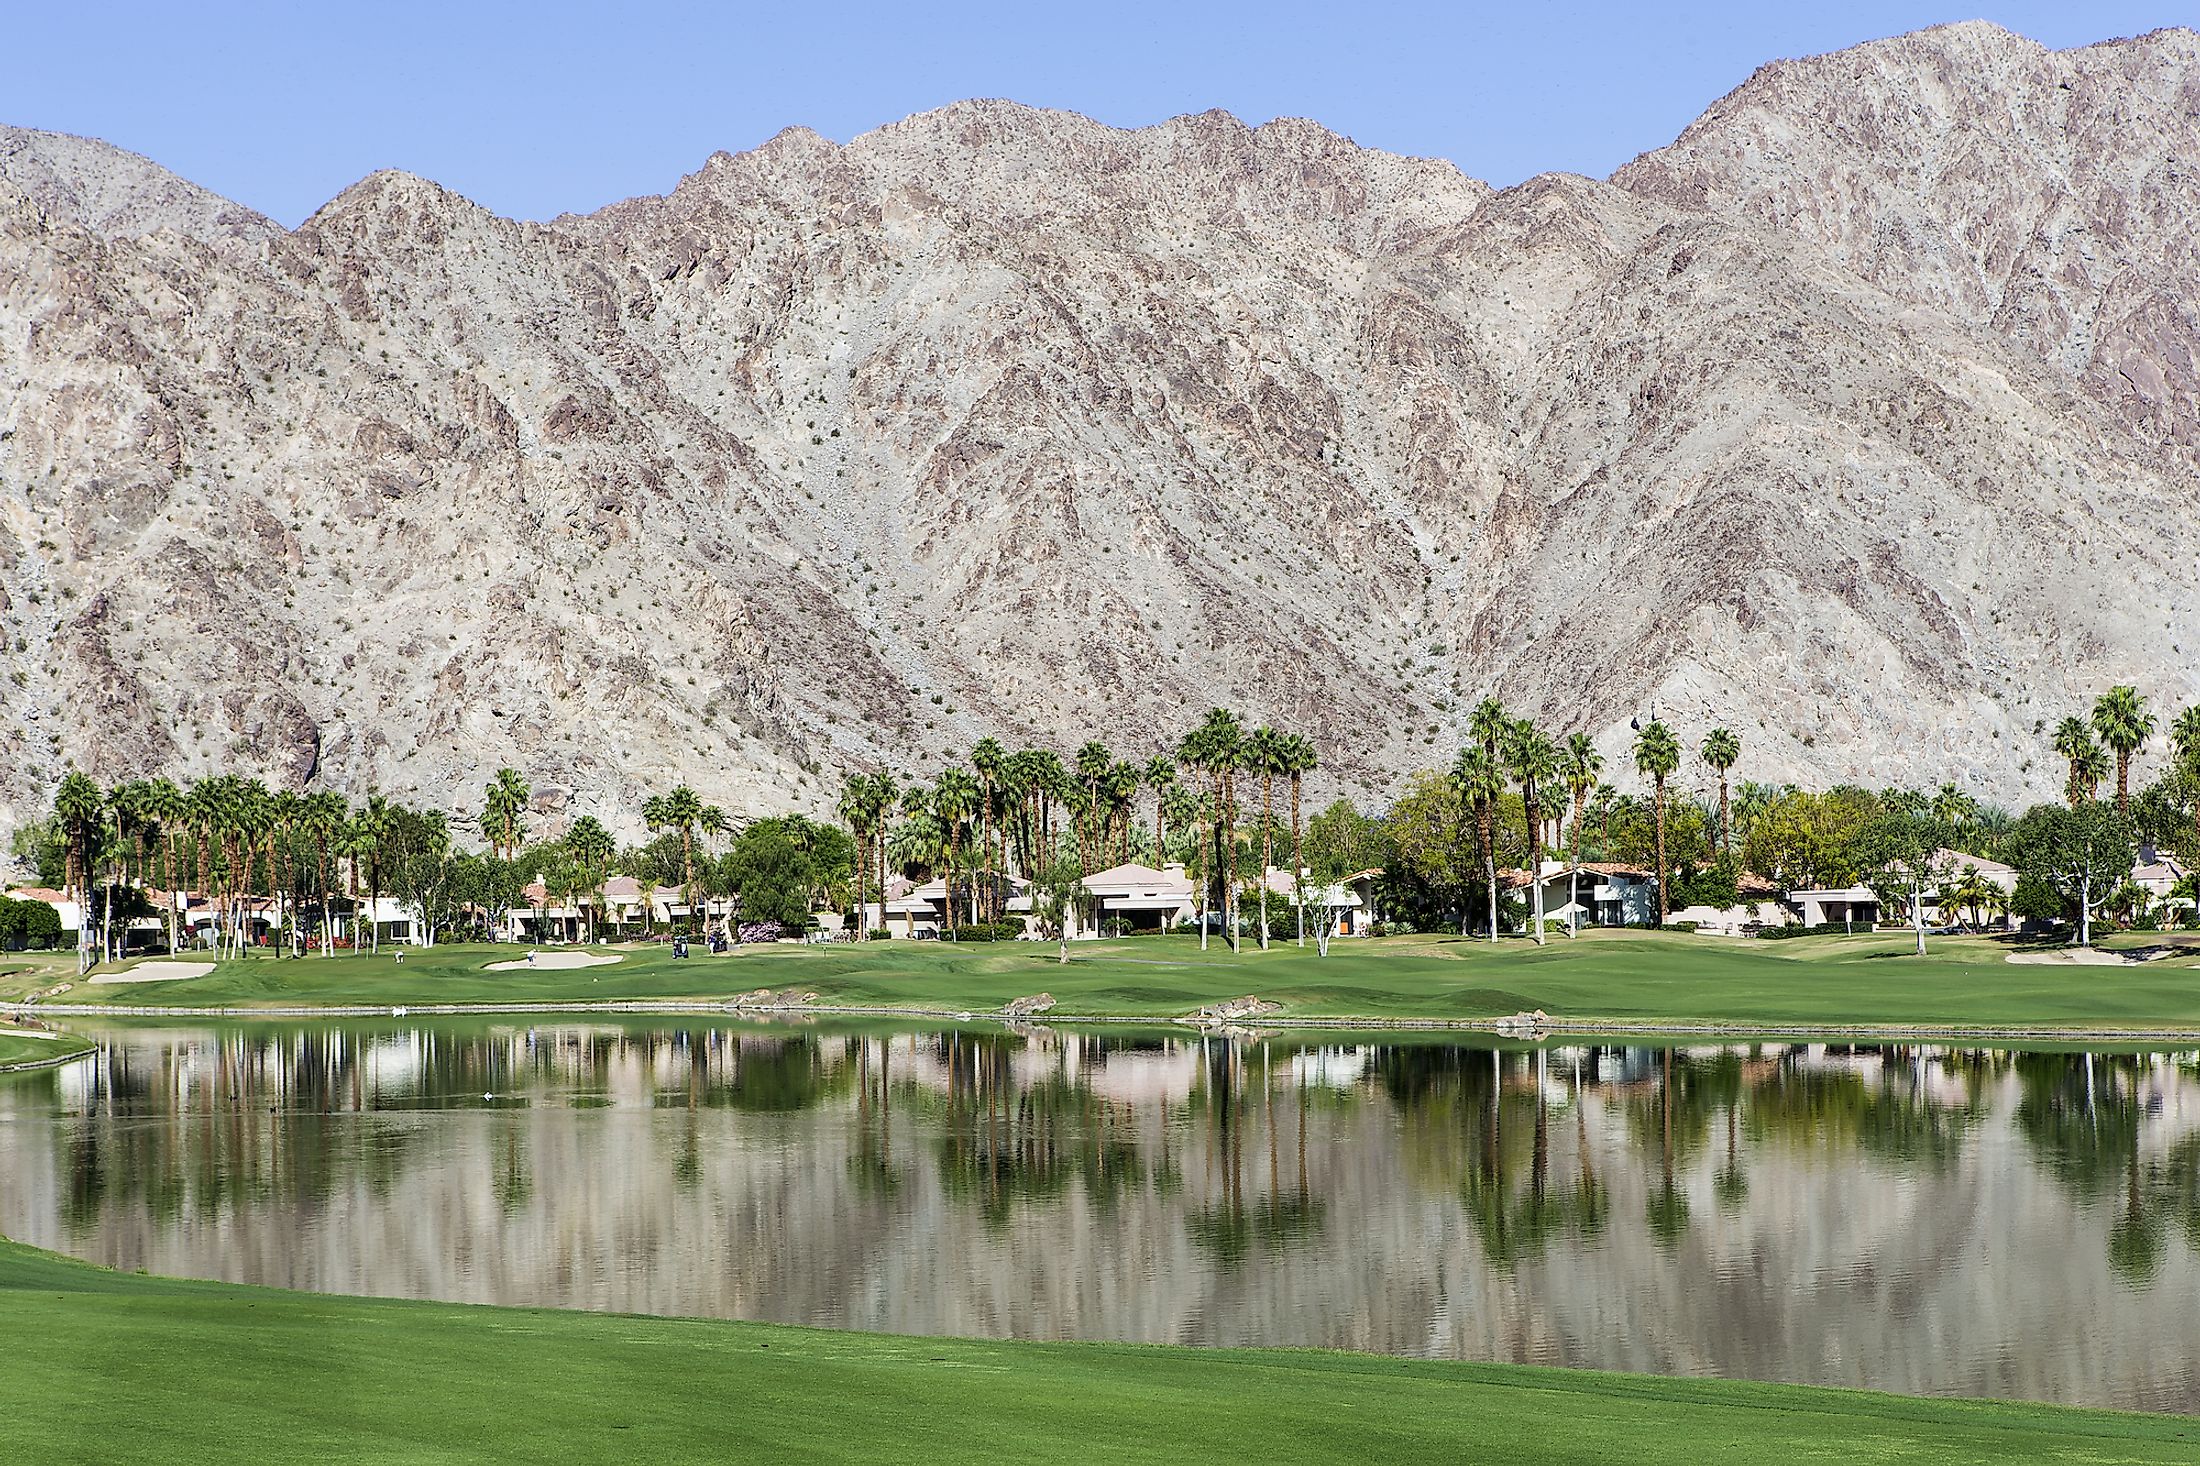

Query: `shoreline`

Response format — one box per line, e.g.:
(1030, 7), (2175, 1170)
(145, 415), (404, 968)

(12, 996), (2200, 1044)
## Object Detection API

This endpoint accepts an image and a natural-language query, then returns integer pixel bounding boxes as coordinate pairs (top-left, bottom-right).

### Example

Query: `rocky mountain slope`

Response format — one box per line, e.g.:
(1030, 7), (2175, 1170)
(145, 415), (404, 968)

(1, 21), (2194, 839)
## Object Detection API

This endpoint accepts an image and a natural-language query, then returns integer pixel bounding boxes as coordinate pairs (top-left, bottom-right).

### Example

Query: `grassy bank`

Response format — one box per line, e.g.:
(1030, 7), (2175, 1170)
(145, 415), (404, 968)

(8, 930), (2200, 1032)
(0, 1027), (95, 1071)
(3, 1238), (2191, 1464)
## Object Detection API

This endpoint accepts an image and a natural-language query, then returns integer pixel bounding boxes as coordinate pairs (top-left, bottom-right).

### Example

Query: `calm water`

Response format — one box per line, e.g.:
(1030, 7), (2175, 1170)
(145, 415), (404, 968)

(4, 1022), (2198, 1412)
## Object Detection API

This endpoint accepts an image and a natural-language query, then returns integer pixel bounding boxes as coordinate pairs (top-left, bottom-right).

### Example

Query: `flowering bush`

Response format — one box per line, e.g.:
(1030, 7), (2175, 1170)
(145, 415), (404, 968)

(737, 921), (786, 944)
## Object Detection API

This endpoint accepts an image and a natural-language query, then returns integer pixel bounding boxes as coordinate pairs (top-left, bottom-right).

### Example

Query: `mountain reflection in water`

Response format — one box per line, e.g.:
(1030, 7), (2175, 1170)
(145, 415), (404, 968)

(3, 1023), (2196, 1412)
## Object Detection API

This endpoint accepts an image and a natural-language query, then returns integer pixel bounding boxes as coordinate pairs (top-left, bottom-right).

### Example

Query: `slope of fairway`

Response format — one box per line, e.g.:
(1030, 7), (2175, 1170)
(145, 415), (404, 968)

(10, 932), (2200, 1031)
(0, 1029), (94, 1070)
(2, 1239), (2193, 1465)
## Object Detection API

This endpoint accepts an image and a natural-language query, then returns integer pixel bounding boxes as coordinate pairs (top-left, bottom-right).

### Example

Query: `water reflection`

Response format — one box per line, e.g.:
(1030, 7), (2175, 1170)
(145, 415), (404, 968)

(3, 1024), (2198, 1411)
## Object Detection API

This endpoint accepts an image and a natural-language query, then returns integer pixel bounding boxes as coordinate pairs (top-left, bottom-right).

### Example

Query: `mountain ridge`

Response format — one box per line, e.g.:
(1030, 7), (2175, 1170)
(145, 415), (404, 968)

(1, 22), (2194, 840)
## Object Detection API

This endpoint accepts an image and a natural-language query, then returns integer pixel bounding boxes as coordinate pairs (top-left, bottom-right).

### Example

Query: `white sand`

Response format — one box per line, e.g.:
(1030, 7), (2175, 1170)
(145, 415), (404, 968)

(483, 952), (625, 972)
(0, 1027), (69, 1041)
(90, 960), (216, 984)
(2005, 948), (2133, 966)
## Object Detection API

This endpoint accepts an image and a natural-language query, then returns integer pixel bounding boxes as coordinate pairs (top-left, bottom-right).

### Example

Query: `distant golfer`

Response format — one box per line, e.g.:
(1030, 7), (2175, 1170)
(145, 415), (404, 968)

(525, 949), (538, 967)
(394, 949), (404, 965)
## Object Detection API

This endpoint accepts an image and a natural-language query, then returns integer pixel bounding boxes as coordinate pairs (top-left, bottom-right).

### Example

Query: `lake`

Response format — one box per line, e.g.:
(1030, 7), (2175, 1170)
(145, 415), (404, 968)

(2, 1021), (2196, 1412)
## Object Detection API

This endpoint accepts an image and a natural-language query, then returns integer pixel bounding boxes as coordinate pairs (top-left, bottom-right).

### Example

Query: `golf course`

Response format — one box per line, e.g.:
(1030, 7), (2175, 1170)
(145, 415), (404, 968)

(1, 1237), (2192, 1464)
(10, 929), (2200, 1034)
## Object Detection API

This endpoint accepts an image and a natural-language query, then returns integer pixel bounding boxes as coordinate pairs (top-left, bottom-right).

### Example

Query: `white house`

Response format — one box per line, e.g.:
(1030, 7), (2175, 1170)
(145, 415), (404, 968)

(1507, 862), (1660, 929)
(1787, 885), (1882, 929)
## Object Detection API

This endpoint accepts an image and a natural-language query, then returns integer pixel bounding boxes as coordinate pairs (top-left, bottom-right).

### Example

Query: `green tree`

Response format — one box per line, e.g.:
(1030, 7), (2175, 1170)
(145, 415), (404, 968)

(1857, 802), (1952, 955)
(53, 772), (104, 972)
(2052, 716), (2097, 809)
(1451, 746), (1505, 940)
(1241, 726), (1287, 950)
(482, 768), (529, 859)
(1558, 733), (1603, 936)
(1632, 720), (1682, 924)
(1504, 721), (1558, 944)
(1700, 729), (1739, 855)
(2091, 686), (2154, 818)
(2006, 801), (2138, 946)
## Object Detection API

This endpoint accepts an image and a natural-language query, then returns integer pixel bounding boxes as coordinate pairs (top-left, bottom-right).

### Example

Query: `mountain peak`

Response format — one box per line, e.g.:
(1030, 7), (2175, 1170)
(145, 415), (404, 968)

(0, 124), (276, 242)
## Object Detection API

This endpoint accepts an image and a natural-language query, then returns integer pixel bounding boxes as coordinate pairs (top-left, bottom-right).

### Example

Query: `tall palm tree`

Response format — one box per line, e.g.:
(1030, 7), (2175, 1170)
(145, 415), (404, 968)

(1633, 721), (1682, 924)
(1278, 733), (1316, 946)
(646, 785), (706, 928)
(1505, 720), (1558, 945)
(1175, 722), (1218, 950)
(1241, 726), (1287, 950)
(2091, 686), (2154, 817)
(870, 771), (899, 933)
(889, 786), (944, 939)
(140, 776), (186, 953)
(971, 738), (1006, 919)
(350, 794), (396, 955)
(935, 769), (981, 935)
(1559, 734), (1603, 937)
(1181, 709), (1245, 952)
(483, 768), (529, 859)
(297, 791), (345, 954)
(1144, 756), (1177, 869)
(53, 773), (104, 972)
(2074, 740), (2112, 803)
(2172, 705), (2200, 861)
(1451, 745), (1504, 940)
(1104, 760), (1140, 867)
(566, 814), (615, 942)
(2052, 715), (2098, 808)
(1700, 729), (1740, 855)
(837, 777), (874, 940)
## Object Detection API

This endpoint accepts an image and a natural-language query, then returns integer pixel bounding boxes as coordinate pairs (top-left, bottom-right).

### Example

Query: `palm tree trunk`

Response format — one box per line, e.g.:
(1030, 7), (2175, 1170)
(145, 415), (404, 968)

(1481, 802), (1497, 942)
(1569, 790), (1586, 936)
(1654, 779), (1669, 924)
(1289, 774), (1304, 948)
(1718, 777), (1731, 856)
(1258, 772), (1274, 951)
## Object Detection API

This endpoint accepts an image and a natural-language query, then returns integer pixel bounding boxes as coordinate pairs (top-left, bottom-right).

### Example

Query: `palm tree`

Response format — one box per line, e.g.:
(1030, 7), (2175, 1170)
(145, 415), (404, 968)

(483, 768), (529, 859)
(1073, 741), (1113, 871)
(53, 773), (104, 972)
(1700, 729), (1739, 855)
(350, 794), (396, 955)
(2052, 716), (2098, 808)
(1180, 710), (1244, 951)
(1633, 721), (1682, 924)
(140, 776), (186, 953)
(971, 738), (1006, 920)
(838, 777), (874, 940)
(1144, 756), (1177, 868)
(2091, 686), (2154, 817)
(870, 771), (899, 933)
(647, 785), (706, 929)
(2074, 740), (2112, 804)
(1278, 733), (1316, 946)
(2172, 705), (2200, 862)
(1241, 726), (1287, 950)
(566, 815), (615, 942)
(1450, 745), (1504, 940)
(1931, 784), (1979, 845)
(1559, 733), (1603, 937)
(935, 769), (981, 935)
(888, 787), (945, 939)
(298, 791), (346, 954)
(1505, 720), (1558, 945)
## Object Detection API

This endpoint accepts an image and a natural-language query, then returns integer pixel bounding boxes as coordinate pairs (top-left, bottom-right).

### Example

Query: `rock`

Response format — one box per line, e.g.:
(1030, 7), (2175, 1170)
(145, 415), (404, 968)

(1197, 995), (1283, 1022)
(1003, 992), (1056, 1016)
(1, 26), (2196, 832)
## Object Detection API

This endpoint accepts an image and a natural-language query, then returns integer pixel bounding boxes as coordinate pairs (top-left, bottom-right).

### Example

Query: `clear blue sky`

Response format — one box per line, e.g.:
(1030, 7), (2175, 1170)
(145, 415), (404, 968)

(12, 2), (2194, 225)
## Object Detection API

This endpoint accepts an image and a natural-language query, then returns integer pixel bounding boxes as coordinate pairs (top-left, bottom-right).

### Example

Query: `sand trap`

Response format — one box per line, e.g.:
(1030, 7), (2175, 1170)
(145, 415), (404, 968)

(484, 952), (625, 972)
(2006, 948), (2138, 966)
(90, 961), (215, 984)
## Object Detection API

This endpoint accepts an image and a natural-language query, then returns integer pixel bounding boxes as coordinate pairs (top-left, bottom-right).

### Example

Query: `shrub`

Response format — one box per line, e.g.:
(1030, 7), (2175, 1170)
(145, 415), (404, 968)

(867, 927), (894, 941)
(1662, 920), (1700, 934)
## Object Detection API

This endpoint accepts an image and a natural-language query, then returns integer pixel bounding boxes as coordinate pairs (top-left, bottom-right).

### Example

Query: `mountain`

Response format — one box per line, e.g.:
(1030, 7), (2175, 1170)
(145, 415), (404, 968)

(1, 22), (2195, 840)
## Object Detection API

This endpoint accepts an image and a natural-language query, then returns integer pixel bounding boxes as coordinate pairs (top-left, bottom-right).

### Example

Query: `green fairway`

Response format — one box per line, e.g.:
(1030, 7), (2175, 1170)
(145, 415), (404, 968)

(10, 930), (2200, 1032)
(0, 1027), (94, 1070)
(2, 1239), (2191, 1465)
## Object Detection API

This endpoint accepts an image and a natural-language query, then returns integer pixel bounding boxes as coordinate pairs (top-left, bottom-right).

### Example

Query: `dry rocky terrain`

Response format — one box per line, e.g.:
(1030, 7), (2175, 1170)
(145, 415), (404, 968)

(1, 21), (2194, 838)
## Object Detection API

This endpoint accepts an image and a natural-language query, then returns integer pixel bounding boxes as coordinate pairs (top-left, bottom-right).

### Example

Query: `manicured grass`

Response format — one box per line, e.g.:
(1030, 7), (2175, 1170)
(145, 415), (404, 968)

(0, 1028), (94, 1070)
(10, 931), (2200, 1031)
(3, 1239), (2192, 1465)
